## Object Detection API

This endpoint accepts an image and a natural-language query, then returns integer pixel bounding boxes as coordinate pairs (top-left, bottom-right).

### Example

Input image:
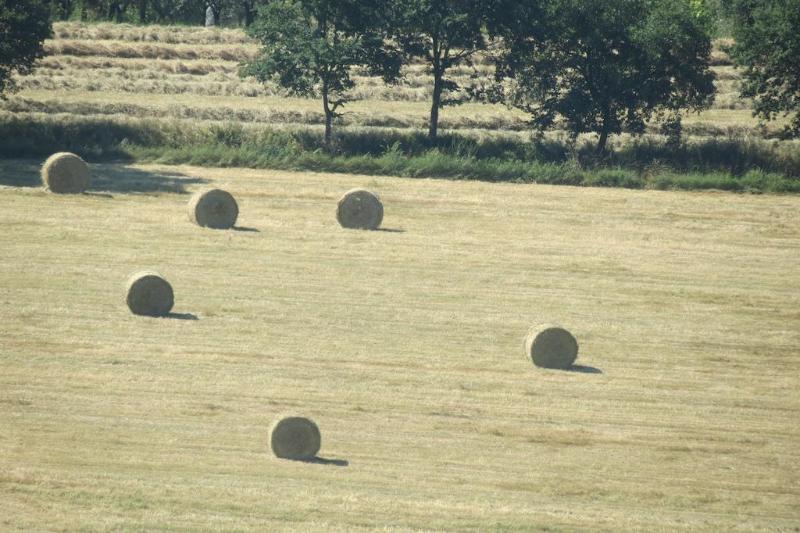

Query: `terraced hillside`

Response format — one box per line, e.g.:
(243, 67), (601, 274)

(0, 22), (788, 142)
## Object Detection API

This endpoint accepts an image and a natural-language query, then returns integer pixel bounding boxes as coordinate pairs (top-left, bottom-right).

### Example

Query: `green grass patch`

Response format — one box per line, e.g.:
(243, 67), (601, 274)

(1, 113), (798, 193)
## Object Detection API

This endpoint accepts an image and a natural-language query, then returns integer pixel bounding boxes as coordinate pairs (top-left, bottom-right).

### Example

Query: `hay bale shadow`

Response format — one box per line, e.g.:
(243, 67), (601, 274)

(0, 159), (206, 194)
(166, 312), (199, 321)
(567, 364), (602, 374)
(232, 226), (260, 233)
(377, 228), (405, 233)
(291, 456), (349, 467)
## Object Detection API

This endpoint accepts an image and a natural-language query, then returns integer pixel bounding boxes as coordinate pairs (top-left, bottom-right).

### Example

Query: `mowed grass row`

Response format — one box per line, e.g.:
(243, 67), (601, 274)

(12, 64), (752, 109)
(52, 21), (255, 44)
(2, 92), (768, 136)
(1, 162), (799, 530)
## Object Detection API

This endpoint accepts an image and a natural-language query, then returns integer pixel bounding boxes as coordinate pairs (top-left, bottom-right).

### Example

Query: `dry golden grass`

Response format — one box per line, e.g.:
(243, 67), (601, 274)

(21, 59), (748, 109)
(53, 21), (255, 45)
(3, 90), (533, 132)
(38, 55), (238, 75)
(0, 161), (798, 530)
(44, 38), (259, 61)
(10, 87), (784, 138)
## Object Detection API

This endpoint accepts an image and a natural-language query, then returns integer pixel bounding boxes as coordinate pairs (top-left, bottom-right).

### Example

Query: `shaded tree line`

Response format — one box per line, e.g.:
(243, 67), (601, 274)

(245, 0), (717, 151)
(49, 0), (267, 25)
(243, 0), (799, 150)
(724, 0), (800, 137)
(2, 0), (798, 153)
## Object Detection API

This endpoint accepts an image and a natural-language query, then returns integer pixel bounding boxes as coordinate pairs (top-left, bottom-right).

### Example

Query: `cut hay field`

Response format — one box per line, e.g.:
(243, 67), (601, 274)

(1, 161), (799, 530)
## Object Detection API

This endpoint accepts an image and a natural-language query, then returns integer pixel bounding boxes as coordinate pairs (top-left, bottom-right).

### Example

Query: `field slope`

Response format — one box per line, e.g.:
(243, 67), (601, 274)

(1, 163), (799, 531)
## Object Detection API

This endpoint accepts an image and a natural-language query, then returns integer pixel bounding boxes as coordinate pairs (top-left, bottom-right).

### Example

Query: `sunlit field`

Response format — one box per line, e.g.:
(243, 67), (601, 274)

(1, 161), (798, 530)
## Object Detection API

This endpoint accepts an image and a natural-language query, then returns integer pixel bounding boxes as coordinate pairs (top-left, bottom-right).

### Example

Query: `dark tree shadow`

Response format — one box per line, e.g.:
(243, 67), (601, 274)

(0, 160), (46, 188)
(291, 456), (349, 467)
(88, 164), (206, 194)
(232, 226), (260, 233)
(165, 312), (199, 321)
(377, 228), (405, 233)
(567, 364), (603, 374)
(0, 159), (206, 194)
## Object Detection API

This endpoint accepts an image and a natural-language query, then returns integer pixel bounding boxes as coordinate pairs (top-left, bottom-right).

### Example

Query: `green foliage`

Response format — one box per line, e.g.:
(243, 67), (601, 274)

(244, 0), (399, 147)
(501, 0), (716, 152)
(50, 0), (266, 25)
(146, 0), (208, 24)
(0, 0), (52, 97)
(726, 0), (800, 137)
(389, 0), (493, 139)
(689, 0), (708, 17)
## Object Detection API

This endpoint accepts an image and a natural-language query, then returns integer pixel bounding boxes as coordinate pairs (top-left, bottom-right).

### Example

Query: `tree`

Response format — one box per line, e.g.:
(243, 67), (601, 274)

(106, 0), (130, 21)
(501, 0), (716, 152)
(0, 0), (51, 98)
(243, 0), (400, 148)
(54, 0), (75, 20)
(239, 0), (260, 25)
(390, 0), (493, 140)
(52, 0), (257, 24)
(149, 0), (207, 24)
(725, 0), (800, 136)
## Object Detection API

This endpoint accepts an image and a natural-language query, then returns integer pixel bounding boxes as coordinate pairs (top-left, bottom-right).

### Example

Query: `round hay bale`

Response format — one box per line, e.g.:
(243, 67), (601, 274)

(188, 189), (238, 229)
(126, 271), (174, 317)
(41, 152), (90, 194)
(336, 188), (383, 230)
(269, 416), (321, 460)
(524, 325), (579, 369)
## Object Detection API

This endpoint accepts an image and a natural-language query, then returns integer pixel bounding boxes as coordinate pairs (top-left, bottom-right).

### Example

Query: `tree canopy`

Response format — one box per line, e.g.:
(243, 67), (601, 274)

(54, 0), (265, 25)
(0, 0), (52, 98)
(389, 0), (493, 140)
(499, 0), (716, 152)
(243, 0), (400, 148)
(726, 0), (800, 137)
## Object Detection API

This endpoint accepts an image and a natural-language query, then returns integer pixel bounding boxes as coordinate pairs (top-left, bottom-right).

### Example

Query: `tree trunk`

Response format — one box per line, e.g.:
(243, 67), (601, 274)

(138, 0), (147, 23)
(322, 86), (333, 150)
(109, 1), (129, 22)
(244, 1), (255, 26)
(151, 0), (166, 21)
(59, 0), (72, 20)
(597, 106), (612, 154)
(108, 2), (119, 21)
(429, 69), (444, 141)
(324, 111), (333, 149)
(596, 128), (609, 154)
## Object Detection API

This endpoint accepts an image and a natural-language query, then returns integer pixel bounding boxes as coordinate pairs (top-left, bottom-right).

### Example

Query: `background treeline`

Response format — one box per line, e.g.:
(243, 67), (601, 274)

(51, 0), (261, 25)
(51, 0), (734, 33)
